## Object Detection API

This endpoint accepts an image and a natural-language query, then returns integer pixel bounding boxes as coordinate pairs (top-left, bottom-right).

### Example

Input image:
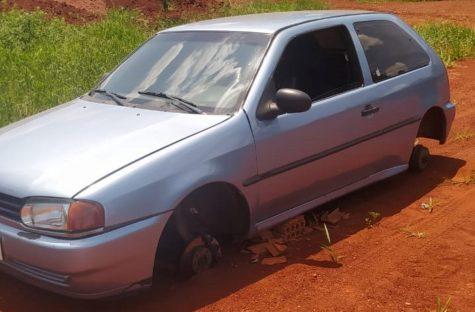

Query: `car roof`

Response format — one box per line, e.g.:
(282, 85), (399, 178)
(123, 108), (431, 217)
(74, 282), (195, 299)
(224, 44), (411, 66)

(163, 10), (377, 34)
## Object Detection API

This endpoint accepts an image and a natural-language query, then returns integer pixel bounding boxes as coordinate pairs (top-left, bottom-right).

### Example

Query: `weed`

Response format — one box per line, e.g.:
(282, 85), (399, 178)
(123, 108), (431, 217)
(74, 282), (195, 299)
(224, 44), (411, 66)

(320, 223), (342, 263)
(421, 197), (440, 213)
(453, 129), (474, 142)
(365, 211), (381, 228)
(415, 23), (475, 67)
(400, 227), (426, 238)
(450, 170), (475, 185)
(435, 296), (452, 312)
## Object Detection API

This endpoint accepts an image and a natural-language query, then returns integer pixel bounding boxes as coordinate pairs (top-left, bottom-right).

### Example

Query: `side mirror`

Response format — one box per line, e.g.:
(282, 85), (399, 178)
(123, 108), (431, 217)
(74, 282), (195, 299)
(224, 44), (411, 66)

(257, 88), (312, 120)
(275, 88), (312, 114)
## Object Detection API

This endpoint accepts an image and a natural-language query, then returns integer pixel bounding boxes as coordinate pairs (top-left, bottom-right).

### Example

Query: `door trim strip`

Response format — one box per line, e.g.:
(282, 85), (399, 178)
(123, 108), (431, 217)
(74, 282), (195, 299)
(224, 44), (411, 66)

(255, 164), (408, 231)
(243, 116), (420, 186)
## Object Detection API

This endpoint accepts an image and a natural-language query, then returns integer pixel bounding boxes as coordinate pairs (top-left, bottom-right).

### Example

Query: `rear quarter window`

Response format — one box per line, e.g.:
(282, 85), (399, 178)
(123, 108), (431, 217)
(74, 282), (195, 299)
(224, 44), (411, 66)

(354, 20), (430, 82)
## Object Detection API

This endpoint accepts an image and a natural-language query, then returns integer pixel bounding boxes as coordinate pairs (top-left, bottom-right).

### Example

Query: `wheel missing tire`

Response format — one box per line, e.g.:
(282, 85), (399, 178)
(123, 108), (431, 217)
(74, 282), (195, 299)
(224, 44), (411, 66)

(409, 144), (430, 172)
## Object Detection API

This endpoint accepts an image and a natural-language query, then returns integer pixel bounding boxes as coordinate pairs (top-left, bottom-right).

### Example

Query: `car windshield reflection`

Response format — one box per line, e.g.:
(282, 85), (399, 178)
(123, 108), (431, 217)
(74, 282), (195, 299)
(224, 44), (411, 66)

(97, 31), (271, 114)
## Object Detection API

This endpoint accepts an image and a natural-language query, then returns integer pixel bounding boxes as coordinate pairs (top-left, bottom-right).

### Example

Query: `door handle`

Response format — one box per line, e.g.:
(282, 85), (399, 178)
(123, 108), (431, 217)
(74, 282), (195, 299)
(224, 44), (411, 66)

(361, 105), (380, 117)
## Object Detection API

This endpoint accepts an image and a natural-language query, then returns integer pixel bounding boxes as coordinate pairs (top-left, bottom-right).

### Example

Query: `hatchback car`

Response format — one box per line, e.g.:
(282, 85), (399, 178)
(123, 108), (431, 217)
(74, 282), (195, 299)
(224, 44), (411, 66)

(0, 10), (454, 298)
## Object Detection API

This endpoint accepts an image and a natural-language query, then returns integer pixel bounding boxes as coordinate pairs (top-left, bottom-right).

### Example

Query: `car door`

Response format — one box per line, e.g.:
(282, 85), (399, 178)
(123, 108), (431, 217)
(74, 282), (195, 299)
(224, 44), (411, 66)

(248, 24), (410, 222)
(351, 18), (433, 162)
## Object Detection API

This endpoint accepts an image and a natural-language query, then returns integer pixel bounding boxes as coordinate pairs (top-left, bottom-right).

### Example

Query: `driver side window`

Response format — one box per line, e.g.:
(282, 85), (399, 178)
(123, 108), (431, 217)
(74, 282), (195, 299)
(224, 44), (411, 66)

(261, 25), (363, 106)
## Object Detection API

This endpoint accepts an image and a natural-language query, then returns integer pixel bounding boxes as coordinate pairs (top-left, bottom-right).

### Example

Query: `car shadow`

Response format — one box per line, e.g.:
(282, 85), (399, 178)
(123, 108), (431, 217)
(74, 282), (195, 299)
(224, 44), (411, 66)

(0, 155), (465, 312)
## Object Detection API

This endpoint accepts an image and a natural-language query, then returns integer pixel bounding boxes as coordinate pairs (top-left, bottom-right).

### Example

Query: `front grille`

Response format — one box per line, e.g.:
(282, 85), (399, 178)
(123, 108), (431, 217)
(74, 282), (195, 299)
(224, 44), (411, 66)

(0, 193), (24, 221)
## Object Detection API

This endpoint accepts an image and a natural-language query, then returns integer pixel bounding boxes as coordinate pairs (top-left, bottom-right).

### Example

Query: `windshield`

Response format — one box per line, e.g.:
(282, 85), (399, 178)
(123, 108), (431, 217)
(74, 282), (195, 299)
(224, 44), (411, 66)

(96, 31), (271, 114)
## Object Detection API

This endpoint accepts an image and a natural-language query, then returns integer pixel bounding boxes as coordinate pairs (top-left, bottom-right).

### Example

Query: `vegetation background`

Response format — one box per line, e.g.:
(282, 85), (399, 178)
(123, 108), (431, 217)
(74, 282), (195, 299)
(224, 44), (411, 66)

(0, 0), (474, 127)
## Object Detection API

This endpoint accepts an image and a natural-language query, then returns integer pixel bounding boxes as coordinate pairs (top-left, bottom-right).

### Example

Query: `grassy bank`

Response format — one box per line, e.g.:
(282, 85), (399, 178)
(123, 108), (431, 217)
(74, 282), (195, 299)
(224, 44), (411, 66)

(0, 2), (474, 127)
(0, 10), (151, 126)
(415, 23), (475, 66)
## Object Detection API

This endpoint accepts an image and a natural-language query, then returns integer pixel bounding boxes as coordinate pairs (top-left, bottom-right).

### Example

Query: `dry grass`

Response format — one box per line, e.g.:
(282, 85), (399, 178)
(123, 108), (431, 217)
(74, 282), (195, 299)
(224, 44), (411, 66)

(450, 170), (475, 185)
(320, 223), (342, 263)
(453, 129), (474, 142)
(421, 197), (440, 213)
(400, 227), (426, 238)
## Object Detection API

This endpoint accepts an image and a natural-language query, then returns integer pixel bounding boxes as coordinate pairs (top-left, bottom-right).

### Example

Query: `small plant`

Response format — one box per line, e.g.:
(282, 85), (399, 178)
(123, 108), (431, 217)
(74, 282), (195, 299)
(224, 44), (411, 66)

(450, 170), (475, 185)
(365, 211), (381, 228)
(400, 227), (426, 239)
(421, 197), (439, 213)
(435, 296), (452, 312)
(320, 223), (342, 263)
(453, 129), (474, 142)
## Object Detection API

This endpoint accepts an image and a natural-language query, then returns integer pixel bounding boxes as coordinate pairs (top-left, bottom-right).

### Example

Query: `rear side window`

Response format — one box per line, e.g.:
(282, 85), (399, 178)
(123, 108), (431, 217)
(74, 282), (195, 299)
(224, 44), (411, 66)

(354, 20), (430, 82)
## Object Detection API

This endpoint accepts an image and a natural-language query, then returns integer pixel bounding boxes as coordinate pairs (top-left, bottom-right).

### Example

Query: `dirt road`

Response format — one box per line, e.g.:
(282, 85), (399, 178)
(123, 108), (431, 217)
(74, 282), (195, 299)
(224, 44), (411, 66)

(0, 1), (474, 311)
(4, 0), (475, 26)
(329, 0), (475, 27)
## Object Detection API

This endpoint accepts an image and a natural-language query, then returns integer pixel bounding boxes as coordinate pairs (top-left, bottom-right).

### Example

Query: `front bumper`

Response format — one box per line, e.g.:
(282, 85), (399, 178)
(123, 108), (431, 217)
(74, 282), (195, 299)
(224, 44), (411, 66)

(0, 212), (171, 299)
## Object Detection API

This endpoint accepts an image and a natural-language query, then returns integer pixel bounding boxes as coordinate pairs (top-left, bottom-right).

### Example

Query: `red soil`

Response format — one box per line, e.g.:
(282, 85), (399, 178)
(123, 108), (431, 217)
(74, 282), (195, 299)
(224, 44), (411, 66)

(2, 0), (475, 26)
(1, 0), (221, 22)
(328, 0), (475, 28)
(0, 1), (474, 311)
(1, 0), (98, 22)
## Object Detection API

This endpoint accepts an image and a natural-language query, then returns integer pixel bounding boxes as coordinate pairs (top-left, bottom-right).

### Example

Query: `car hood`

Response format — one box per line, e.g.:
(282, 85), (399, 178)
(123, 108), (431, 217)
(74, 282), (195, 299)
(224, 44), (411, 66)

(0, 99), (229, 198)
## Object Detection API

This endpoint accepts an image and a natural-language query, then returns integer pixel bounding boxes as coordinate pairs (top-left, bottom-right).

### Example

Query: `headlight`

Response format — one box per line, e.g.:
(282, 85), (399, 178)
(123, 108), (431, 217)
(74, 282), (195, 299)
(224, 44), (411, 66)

(20, 198), (104, 234)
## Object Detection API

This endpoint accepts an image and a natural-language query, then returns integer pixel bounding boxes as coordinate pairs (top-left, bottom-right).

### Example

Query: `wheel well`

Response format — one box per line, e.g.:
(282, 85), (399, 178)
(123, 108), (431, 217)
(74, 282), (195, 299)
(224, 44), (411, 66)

(417, 107), (447, 144)
(154, 182), (250, 274)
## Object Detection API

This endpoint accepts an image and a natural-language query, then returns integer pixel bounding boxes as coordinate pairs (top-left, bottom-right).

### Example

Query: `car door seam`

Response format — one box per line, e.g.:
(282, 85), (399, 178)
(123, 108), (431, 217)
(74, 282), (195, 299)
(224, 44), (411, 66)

(242, 116), (420, 186)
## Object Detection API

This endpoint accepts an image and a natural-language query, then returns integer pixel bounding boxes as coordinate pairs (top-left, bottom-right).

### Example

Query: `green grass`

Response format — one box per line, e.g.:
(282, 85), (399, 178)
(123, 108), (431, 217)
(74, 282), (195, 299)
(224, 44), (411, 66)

(219, 0), (328, 16)
(0, 9), (153, 127)
(0, 1), (474, 127)
(415, 23), (475, 66)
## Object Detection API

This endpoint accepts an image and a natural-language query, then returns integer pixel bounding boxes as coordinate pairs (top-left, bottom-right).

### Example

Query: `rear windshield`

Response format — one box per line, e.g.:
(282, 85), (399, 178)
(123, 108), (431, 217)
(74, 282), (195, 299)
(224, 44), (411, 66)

(354, 21), (430, 82)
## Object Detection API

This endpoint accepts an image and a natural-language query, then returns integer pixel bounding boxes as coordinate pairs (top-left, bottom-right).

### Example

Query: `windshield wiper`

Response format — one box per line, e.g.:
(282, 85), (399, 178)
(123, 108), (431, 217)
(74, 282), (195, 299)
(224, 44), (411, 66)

(92, 89), (127, 106)
(138, 90), (204, 114)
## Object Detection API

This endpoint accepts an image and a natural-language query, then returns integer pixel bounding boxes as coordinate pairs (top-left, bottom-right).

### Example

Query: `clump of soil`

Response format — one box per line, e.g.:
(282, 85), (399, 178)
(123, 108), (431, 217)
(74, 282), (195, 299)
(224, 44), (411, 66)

(1, 0), (223, 22)
(1, 0), (98, 23)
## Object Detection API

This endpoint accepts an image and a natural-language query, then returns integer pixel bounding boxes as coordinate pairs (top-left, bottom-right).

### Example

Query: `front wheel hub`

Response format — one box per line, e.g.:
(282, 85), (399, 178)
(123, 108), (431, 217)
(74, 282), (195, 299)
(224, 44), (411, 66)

(191, 246), (213, 274)
(179, 235), (221, 277)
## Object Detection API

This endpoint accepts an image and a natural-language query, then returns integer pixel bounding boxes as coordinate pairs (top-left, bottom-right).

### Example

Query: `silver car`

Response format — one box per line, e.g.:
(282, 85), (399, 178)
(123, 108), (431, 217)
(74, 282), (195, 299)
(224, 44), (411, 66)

(0, 10), (454, 298)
